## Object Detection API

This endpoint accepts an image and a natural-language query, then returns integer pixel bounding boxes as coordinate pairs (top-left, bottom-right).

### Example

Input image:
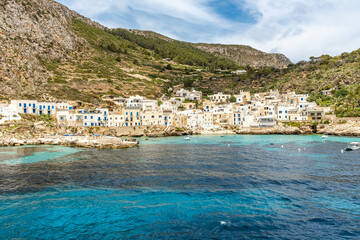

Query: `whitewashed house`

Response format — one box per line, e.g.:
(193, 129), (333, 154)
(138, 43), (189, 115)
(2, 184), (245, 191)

(0, 104), (21, 124)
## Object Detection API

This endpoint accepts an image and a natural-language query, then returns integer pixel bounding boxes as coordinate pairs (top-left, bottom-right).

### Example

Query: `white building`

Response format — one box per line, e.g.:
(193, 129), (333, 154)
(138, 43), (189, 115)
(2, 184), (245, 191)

(108, 113), (125, 127)
(0, 104), (21, 124)
(10, 100), (71, 116)
(174, 88), (202, 101)
(209, 92), (231, 103)
(78, 108), (109, 127)
(127, 95), (144, 107)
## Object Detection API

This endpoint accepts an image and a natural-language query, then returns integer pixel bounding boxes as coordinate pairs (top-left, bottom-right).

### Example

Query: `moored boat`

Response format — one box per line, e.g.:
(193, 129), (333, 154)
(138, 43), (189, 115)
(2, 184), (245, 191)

(184, 135), (190, 140)
(345, 142), (360, 151)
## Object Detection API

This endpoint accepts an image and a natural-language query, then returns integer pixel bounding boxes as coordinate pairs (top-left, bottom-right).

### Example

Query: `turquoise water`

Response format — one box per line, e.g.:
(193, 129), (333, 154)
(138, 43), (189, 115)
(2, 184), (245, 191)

(0, 146), (81, 165)
(0, 135), (360, 239)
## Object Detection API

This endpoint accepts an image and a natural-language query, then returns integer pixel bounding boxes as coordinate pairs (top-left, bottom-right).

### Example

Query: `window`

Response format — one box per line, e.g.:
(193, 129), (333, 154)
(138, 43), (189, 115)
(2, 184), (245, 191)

(19, 103), (22, 107)
(33, 104), (36, 108)
(85, 123), (87, 126)
(279, 111), (282, 114)
(300, 105), (303, 108)
(24, 109), (27, 113)
(85, 116), (87, 119)
(98, 117), (101, 121)
(24, 104), (27, 108)
(33, 109), (36, 114)
(285, 110), (288, 113)
(91, 116), (93, 119)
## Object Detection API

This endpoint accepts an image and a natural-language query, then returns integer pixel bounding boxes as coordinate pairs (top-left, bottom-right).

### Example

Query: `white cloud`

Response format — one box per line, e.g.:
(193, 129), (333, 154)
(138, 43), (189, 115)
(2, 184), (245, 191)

(217, 0), (360, 62)
(57, 0), (360, 63)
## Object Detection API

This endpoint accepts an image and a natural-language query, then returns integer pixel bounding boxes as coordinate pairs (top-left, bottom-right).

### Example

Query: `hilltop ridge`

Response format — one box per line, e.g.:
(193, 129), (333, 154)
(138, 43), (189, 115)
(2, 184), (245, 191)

(193, 43), (291, 68)
(121, 29), (292, 68)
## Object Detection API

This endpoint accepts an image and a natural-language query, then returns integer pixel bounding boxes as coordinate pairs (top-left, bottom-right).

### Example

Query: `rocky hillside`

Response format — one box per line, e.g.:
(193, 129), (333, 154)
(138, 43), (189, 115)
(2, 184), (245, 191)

(10, 0), (359, 107)
(123, 30), (292, 68)
(0, 0), (104, 100)
(0, 0), (245, 102)
(193, 43), (291, 68)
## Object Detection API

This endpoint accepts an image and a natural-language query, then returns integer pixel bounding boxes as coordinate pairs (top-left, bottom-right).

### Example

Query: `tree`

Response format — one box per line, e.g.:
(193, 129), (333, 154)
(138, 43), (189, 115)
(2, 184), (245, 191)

(165, 64), (172, 70)
(228, 95), (236, 103)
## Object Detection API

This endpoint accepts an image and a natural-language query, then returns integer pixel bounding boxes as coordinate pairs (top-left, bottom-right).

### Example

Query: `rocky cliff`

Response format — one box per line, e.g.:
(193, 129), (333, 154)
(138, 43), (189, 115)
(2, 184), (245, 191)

(193, 43), (292, 68)
(124, 30), (292, 68)
(0, 0), (103, 99)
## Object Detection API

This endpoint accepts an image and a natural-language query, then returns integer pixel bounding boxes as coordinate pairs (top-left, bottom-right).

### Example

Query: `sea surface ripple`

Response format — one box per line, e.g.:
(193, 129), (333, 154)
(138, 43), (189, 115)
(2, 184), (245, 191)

(0, 135), (359, 239)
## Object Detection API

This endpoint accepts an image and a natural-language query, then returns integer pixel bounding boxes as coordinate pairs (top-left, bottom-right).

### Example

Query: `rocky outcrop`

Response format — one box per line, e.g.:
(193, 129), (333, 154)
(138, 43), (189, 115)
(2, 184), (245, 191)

(112, 126), (193, 138)
(193, 43), (292, 68)
(236, 126), (301, 135)
(317, 123), (360, 136)
(0, 135), (139, 149)
(0, 122), (139, 149)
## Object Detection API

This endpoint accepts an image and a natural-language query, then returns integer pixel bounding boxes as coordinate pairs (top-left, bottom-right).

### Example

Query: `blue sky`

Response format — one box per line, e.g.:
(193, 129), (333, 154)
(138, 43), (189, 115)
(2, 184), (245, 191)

(57, 0), (360, 63)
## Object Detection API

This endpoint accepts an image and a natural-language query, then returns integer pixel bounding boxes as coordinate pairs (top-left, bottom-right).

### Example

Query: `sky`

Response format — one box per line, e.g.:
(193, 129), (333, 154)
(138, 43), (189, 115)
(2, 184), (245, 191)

(57, 0), (360, 63)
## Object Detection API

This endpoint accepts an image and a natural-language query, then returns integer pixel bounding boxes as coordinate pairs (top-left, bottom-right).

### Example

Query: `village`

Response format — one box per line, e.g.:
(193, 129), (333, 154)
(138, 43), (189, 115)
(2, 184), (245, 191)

(0, 87), (331, 130)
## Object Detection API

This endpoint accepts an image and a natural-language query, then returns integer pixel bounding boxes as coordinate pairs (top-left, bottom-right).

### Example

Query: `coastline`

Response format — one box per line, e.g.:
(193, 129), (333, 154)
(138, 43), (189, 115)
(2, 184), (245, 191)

(0, 135), (139, 149)
(1, 122), (360, 149)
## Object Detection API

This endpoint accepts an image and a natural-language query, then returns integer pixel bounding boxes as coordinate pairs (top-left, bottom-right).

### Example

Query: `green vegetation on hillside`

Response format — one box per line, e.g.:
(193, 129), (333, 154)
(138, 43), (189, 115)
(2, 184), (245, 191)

(110, 28), (239, 70)
(222, 49), (360, 116)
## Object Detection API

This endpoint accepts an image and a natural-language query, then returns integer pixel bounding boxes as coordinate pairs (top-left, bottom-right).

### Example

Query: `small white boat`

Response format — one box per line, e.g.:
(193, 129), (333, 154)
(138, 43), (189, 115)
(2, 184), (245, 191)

(322, 135), (328, 138)
(184, 135), (190, 140)
(345, 142), (360, 151)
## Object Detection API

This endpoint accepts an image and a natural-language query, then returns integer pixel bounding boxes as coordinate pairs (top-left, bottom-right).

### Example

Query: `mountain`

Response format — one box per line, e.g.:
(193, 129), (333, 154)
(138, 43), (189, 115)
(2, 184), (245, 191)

(118, 30), (291, 68)
(3, 0), (358, 114)
(192, 43), (291, 68)
(0, 0), (294, 103)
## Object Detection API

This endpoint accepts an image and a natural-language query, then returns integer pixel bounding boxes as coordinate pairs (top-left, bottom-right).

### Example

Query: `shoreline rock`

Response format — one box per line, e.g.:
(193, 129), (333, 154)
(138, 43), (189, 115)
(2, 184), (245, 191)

(1, 122), (360, 150)
(0, 135), (139, 149)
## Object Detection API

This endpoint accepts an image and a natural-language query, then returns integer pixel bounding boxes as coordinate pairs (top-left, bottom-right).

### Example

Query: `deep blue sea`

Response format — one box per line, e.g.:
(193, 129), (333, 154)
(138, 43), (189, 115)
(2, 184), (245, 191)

(0, 135), (360, 239)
